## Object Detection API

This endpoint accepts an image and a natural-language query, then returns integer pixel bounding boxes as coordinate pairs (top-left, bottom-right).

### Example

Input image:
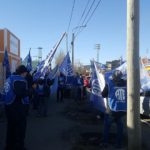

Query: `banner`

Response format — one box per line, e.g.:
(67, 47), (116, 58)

(3, 50), (11, 79)
(33, 33), (66, 80)
(26, 50), (32, 72)
(90, 61), (106, 112)
(59, 52), (74, 77)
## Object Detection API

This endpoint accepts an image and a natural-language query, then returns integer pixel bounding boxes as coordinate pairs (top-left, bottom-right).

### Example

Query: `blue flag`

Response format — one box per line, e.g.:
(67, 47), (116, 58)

(33, 53), (51, 80)
(48, 65), (59, 79)
(95, 61), (106, 70)
(90, 61), (106, 113)
(59, 52), (73, 76)
(26, 50), (32, 72)
(33, 33), (66, 80)
(3, 50), (11, 79)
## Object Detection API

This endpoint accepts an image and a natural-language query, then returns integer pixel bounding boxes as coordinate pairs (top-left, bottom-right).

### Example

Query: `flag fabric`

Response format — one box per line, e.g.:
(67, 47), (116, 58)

(59, 52), (74, 76)
(95, 61), (106, 70)
(26, 50), (32, 72)
(48, 65), (59, 79)
(22, 54), (28, 64)
(103, 61), (127, 83)
(3, 50), (11, 79)
(33, 48), (57, 80)
(33, 33), (66, 80)
(51, 75), (58, 95)
(140, 60), (150, 92)
(115, 61), (127, 79)
(90, 61), (106, 112)
(104, 60), (150, 92)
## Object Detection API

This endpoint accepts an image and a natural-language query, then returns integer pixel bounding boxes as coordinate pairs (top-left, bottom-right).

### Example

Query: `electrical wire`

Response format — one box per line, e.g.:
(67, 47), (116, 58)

(76, 0), (91, 29)
(67, 0), (76, 33)
(85, 0), (102, 25)
(75, 0), (102, 38)
(74, 0), (96, 37)
(80, 0), (96, 28)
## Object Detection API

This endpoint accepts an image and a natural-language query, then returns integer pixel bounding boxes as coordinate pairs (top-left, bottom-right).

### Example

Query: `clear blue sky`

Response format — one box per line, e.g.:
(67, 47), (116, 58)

(0, 0), (149, 65)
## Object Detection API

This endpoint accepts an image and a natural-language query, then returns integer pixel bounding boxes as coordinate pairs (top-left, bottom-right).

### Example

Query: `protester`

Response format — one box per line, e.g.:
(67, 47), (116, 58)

(3, 65), (29, 150)
(25, 71), (33, 114)
(31, 81), (38, 110)
(36, 77), (47, 117)
(57, 72), (66, 102)
(74, 73), (84, 101)
(44, 73), (54, 98)
(101, 70), (127, 148)
(83, 76), (89, 99)
(43, 73), (54, 115)
(35, 74), (53, 117)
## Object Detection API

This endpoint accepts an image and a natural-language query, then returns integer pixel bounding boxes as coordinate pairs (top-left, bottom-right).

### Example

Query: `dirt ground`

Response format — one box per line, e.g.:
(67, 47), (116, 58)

(0, 93), (150, 150)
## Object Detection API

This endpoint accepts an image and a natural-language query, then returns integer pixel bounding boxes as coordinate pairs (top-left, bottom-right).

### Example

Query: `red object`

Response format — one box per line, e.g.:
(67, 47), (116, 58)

(84, 79), (89, 87)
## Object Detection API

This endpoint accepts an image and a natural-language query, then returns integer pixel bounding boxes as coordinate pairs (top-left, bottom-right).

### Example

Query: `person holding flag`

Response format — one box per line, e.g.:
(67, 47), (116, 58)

(57, 72), (66, 102)
(101, 70), (127, 148)
(3, 65), (29, 150)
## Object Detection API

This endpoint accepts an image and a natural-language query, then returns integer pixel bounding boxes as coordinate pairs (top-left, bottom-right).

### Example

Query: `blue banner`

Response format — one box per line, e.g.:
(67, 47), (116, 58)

(90, 61), (106, 113)
(59, 52), (74, 77)
(26, 50), (32, 72)
(3, 50), (11, 79)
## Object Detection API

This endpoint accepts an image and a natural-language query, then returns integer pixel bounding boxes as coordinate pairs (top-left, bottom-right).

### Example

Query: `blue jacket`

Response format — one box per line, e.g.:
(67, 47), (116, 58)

(37, 84), (45, 96)
(107, 79), (127, 112)
(3, 75), (29, 105)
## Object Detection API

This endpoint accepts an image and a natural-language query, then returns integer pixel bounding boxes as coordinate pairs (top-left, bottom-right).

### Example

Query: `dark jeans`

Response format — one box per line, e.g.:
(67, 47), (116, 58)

(32, 95), (38, 110)
(37, 96), (48, 116)
(57, 87), (64, 102)
(74, 86), (82, 101)
(103, 112), (125, 147)
(5, 100), (27, 150)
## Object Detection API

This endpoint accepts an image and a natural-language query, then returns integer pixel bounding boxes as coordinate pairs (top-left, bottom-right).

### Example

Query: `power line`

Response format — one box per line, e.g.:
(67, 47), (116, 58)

(67, 0), (76, 33)
(76, 0), (91, 28)
(74, 0), (96, 37)
(85, 0), (102, 25)
(80, 0), (96, 28)
(75, 0), (102, 38)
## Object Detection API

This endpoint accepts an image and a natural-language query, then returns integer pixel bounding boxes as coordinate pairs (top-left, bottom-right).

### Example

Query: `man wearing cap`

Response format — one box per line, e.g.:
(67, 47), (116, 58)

(3, 65), (29, 150)
(101, 70), (127, 148)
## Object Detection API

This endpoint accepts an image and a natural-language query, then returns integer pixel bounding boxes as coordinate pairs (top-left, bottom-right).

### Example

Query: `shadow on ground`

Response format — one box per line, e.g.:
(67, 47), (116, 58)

(61, 99), (127, 150)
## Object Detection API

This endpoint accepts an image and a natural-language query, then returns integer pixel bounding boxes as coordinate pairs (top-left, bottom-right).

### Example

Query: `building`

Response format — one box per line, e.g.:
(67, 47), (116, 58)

(0, 28), (20, 87)
(106, 59), (121, 71)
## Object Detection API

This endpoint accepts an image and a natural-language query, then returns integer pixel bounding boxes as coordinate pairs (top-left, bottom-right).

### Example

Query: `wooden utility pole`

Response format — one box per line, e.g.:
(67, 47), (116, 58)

(71, 33), (75, 69)
(127, 0), (141, 150)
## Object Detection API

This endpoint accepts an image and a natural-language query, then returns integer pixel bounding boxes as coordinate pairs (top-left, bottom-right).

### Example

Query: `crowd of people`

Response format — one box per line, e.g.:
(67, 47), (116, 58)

(0, 64), (91, 150)
(0, 64), (127, 150)
(57, 72), (90, 102)
(0, 65), (55, 150)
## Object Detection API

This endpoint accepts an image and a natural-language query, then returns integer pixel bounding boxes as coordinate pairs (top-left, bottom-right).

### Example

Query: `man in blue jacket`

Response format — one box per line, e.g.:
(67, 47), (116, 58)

(101, 70), (127, 148)
(3, 65), (29, 150)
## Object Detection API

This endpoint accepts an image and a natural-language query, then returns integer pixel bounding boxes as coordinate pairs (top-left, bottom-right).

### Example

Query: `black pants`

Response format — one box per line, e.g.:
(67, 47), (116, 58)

(57, 87), (64, 102)
(5, 100), (27, 150)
